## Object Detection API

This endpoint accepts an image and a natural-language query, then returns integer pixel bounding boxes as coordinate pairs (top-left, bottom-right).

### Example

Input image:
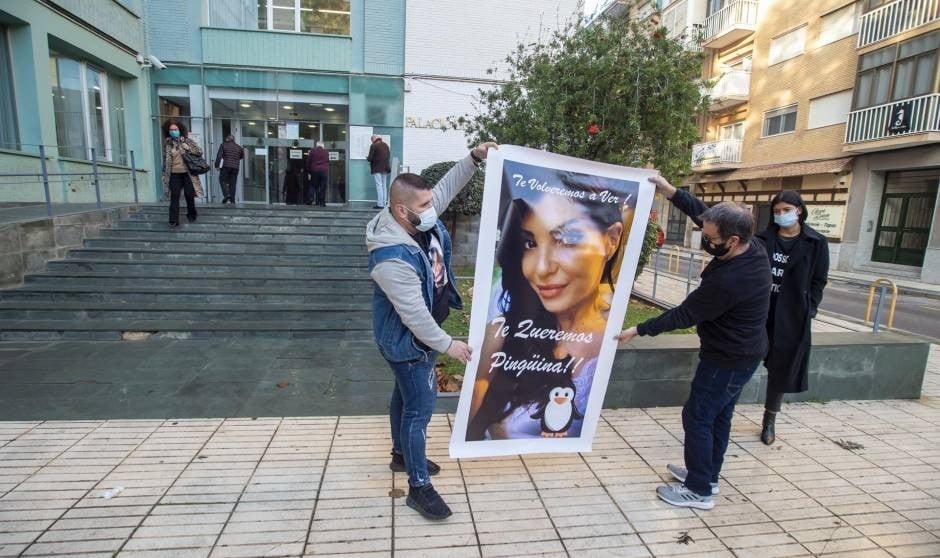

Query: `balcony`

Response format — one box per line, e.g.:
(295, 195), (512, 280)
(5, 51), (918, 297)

(707, 70), (750, 112)
(702, 0), (758, 49)
(691, 139), (743, 171)
(858, 0), (940, 49)
(844, 93), (940, 153)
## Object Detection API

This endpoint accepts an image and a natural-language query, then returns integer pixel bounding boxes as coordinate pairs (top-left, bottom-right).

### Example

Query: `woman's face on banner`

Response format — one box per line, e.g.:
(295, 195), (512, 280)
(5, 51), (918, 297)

(520, 195), (620, 317)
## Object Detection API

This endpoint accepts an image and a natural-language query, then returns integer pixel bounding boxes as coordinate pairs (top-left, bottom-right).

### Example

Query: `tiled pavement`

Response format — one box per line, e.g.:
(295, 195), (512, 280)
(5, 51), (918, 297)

(0, 345), (937, 557)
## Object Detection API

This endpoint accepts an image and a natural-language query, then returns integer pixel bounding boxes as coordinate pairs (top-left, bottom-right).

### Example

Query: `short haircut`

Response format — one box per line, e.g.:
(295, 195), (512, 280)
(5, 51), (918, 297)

(315, 140), (325, 147)
(769, 189), (807, 226)
(390, 173), (432, 204)
(700, 201), (755, 243)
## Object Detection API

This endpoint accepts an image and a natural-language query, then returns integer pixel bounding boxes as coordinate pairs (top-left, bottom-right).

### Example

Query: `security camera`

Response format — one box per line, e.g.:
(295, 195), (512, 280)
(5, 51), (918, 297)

(147, 55), (166, 71)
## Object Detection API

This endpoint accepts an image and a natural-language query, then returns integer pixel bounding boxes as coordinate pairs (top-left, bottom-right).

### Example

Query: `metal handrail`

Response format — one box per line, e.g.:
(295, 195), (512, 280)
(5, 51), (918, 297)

(858, 0), (940, 48)
(864, 278), (899, 332)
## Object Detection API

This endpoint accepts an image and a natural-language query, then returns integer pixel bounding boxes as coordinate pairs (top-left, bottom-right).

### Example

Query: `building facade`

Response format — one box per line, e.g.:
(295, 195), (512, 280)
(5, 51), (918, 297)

(655, 0), (939, 283)
(402, 0), (582, 174)
(143, 0), (405, 204)
(0, 0), (154, 203)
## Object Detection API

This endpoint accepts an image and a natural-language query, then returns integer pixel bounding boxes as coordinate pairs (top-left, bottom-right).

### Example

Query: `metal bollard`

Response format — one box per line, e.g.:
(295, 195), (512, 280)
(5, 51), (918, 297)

(686, 252), (695, 296)
(652, 249), (660, 300)
(91, 148), (102, 209)
(130, 150), (139, 204)
(871, 284), (887, 333)
(39, 145), (53, 217)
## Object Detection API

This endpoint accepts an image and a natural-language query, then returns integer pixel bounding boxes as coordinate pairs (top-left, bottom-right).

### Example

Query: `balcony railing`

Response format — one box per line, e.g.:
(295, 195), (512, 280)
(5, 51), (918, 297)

(845, 93), (940, 145)
(858, 0), (940, 49)
(691, 139), (743, 169)
(702, 0), (758, 48)
(708, 70), (750, 111)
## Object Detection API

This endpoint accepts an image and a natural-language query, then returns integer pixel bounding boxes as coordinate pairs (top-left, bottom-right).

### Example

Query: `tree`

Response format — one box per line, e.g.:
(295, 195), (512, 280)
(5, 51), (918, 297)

(460, 3), (706, 276)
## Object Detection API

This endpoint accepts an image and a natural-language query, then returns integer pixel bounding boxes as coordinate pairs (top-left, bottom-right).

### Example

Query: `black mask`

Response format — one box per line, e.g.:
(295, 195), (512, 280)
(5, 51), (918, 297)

(703, 239), (731, 258)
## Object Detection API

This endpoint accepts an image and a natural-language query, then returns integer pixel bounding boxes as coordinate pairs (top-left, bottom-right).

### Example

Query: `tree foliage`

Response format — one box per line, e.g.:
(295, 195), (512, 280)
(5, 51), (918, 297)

(420, 161), (485, 217)
(459, 5), (707, 276)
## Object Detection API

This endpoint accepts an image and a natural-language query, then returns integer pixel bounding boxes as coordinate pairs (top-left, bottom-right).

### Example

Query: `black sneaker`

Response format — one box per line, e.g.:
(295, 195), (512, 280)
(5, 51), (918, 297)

(187, 215), (197, 223)
(169, 222), (179, 228)
(406, 484), (451, 520)
(390, 452), (440, 475)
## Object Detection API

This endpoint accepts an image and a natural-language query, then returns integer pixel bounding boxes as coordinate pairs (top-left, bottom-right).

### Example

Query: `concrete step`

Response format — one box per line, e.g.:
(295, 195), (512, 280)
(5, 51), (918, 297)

(0, 319), (372, 341)
(25, 271), (372, 289)
(114, 221), (366, 235)
(856, 263), (922, 280)
(66, 249), (368, 267)
(129, 211), (374, 227)
(46, 259), (371, 277)
(83, 238), (370, 255)
(0, 301), (370, 321)
(134, 204), (379, 218)
(97, 229), (366, 244)
(0, 285), (373, 304)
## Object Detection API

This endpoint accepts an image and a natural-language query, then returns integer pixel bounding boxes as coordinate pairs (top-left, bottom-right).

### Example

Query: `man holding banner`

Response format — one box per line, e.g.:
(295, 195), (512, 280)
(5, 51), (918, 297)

(367, 142), (497, 521)
(616, 175), (771, 511)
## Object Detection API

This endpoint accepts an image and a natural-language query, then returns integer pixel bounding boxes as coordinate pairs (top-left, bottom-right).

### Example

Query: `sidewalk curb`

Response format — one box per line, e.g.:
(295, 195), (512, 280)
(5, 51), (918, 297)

(827, 275), (940, 301)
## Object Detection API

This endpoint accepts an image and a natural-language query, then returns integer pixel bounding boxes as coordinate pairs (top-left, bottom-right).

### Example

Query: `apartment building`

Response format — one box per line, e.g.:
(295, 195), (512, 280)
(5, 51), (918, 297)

(655, 0), (939, 283)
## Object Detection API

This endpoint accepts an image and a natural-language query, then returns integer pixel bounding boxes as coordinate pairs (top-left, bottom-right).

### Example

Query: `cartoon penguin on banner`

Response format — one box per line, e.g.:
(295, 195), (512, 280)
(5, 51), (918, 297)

(531, 383), (583, 438)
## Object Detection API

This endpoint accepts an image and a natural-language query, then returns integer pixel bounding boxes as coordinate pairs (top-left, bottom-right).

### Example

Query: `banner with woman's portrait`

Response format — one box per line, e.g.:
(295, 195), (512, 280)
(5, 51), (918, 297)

(449, 146), (655, 458)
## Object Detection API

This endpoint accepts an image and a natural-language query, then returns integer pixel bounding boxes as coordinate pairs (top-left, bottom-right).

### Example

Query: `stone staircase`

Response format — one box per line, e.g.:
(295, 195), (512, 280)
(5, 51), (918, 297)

(0, 204), (378, 341)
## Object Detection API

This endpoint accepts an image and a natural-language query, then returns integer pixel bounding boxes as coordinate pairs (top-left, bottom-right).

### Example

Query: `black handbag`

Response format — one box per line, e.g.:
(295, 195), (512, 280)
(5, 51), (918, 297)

(182, 151), (210, 175)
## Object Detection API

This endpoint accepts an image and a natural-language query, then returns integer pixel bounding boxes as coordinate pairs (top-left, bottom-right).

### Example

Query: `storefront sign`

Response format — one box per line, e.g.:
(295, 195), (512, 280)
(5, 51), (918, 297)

(328, 151), (339, 161)
(254, 147), (266, 156)
(449, 146), (655, 458)
(405, 116), (466, 130)
(289, 149), (302, 160)
(805, 205), (845, 238)
(887, 101), (913, 135)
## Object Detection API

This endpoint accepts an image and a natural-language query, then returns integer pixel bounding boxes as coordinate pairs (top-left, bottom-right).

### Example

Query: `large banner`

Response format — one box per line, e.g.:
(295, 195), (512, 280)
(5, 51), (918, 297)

(449, 146), (655, 458)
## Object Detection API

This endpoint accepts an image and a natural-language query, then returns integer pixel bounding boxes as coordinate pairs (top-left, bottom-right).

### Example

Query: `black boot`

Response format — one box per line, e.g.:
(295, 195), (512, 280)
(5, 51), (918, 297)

(406, 483), (452, 520)
(761, 410), (776, 445)
(390, 451), (440, 475)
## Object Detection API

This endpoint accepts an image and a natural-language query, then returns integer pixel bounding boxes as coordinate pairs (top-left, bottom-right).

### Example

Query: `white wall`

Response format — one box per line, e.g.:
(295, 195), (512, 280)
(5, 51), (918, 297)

(403, 0), (582, 173)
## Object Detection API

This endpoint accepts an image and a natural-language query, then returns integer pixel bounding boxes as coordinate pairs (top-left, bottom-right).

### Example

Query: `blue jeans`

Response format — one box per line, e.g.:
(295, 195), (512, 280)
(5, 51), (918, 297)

(682, 359), (758, 497)
(373, 173), (389, 207)
(388, 352), (437, 488)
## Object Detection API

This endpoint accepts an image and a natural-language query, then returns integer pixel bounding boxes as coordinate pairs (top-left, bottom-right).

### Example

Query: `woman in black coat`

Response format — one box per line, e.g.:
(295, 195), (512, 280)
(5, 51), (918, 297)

(754, 190), (829, 444)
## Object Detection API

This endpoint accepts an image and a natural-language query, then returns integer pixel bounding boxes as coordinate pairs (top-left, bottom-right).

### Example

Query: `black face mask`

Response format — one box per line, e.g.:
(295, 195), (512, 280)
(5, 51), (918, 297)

(703, 238), (731, 258)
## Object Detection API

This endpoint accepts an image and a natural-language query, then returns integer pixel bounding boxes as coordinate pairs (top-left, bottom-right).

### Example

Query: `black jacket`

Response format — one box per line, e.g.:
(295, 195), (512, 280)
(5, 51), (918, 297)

(755, 224), (829, 393)
(637, 189), (771, 370)
(214, 141), (244, 170)
(367, 139), (391, 174)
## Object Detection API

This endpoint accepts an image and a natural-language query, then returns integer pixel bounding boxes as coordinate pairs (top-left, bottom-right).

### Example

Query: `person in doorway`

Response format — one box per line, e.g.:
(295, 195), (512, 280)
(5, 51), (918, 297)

(306, 141), (330, 207)
(615, 175), (770, 511)
(367, 134), (391, 209)
(754, 190), (829, 445)
(161, 120), (203, 227)
(367, 141), (497, 520)
(214, 135), (244, 205)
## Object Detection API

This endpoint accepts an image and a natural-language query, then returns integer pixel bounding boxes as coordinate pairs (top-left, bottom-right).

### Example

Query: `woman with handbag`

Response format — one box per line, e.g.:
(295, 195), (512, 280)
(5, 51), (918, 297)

(161, 120), (205, 227)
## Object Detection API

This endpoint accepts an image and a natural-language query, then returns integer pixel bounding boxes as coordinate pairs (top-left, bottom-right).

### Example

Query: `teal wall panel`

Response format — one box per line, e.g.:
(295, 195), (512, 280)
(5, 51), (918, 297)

(201, 28), (352, 73)
(348, 125), (403, 202)
(48, 0), (142, 50)
(349, 76), (403, 127)
(363, 0), (404, 75)
(144, 0), (203, 64)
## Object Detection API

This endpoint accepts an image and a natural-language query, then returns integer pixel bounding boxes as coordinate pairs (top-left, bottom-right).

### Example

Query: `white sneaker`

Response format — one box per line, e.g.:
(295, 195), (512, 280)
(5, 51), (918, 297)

(657, 482), (715, 510)
(666, 463), (719, 495)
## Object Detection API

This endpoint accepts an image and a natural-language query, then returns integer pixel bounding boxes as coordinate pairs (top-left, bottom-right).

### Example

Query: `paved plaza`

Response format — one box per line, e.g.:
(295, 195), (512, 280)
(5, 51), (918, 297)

(0, 346), (937, 558)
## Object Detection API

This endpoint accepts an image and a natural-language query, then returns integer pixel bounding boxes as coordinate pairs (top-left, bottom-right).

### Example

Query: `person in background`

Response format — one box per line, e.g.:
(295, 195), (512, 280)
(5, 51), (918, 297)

(615, 175), (770, 511)
(214, 134), (244, 205)
(367, 134), (391, 209)
(754, 190), (829, 445)
(367, 142), (497, 520)
(306, 141), (330, 207)
(161, 120), (203, 228)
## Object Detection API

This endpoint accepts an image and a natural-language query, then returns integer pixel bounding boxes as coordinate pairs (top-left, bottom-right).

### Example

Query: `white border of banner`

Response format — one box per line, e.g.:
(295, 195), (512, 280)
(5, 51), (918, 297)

(449, 145), (656, 458)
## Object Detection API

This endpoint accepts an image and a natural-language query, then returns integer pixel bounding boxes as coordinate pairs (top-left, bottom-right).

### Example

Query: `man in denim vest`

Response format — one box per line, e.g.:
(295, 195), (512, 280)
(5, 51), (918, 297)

(367, 142), (497, 520)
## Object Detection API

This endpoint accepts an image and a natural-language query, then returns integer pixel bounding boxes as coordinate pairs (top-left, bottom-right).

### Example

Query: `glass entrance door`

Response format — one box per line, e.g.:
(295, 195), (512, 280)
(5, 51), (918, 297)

(872, 171), (939, 267)
(243, 145), (268, 203)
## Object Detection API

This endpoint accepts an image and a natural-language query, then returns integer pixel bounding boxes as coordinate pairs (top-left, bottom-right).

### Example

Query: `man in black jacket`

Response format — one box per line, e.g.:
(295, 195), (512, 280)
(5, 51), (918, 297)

(214, 135), (244, 205)
(616, 175), (771, 510)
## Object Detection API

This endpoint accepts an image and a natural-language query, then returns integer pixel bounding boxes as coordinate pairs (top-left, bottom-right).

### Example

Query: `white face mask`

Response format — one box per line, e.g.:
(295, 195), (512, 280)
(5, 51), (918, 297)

(404, 205), (437, 232)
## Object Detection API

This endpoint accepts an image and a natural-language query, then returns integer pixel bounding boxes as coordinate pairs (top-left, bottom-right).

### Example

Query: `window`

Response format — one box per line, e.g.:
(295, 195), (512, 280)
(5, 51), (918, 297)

(49, 52), (126, 164)
(0, 25), (18, 150)
(719, 122), (745, 140)
(763, 105), (798, 136)
(854, 30), (939, 108)
(808, 89), (853, 128)
(769, 26), (807, 65)
(256, 0), (350, 35)
(818, 2), (861, 47)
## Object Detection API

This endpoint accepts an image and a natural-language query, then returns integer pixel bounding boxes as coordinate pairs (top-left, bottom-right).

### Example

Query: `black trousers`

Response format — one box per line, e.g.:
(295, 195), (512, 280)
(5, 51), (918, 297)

(169, 172), (197, 224)
(310, 170), (328, 206)
(219, 167), (239, 202)
(765, 387), (785, 413)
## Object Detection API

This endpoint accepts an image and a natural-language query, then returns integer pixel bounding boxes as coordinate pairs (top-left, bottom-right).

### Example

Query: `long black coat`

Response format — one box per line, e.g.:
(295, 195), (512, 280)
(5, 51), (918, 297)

(754, 224), (829, 393)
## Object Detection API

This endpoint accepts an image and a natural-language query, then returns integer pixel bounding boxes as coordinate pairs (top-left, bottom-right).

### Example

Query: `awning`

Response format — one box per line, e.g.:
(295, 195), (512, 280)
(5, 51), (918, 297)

(685, 157), (854, 185)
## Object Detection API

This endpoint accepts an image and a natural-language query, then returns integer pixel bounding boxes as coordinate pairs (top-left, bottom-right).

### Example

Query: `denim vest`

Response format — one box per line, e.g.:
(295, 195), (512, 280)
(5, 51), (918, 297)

(369, 220), (462, 363)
